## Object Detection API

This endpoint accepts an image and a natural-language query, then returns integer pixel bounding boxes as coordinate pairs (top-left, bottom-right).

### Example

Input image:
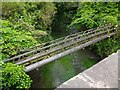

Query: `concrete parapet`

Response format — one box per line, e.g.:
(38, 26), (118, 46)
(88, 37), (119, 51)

(57, 51), (119, 89)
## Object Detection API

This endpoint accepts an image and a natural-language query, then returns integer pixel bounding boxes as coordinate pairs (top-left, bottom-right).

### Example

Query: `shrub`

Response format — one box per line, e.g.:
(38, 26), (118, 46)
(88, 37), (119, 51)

(69, 2), (118, 30)
(0, 20), (38, 60)
(1, 62), (32, 89)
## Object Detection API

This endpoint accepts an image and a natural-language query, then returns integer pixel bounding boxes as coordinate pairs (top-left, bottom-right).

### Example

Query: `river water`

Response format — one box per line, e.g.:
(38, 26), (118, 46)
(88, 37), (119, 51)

(28, 31), (100, 89)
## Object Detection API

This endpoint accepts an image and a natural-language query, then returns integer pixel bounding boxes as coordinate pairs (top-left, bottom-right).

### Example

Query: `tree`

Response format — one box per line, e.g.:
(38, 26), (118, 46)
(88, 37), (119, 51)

(69, 2), (118, 30)
(68, 2), (119, 58)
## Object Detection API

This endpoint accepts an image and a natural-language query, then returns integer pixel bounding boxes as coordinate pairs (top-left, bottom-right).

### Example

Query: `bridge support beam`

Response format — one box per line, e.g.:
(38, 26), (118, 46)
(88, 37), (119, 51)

(25, 33), (115, 72)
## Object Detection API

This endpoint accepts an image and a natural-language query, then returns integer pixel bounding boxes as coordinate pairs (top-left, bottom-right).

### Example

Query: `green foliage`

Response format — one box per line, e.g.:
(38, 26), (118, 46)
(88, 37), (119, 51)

(2, 2), (56, 32)
(1, 2), (57, 60)
(1, 3), (56, 89)
(0, 20), (38, 60)
(2, 2), (23, 18)
(95, 36), (120, 58)
(1, 62), (32, 89)
(52, 2), (78, 32)
(81, 58), (96, 69)
(69, 2), (118, 29)
(2, 2), (55, 43)
(103, 16), (117, 25)
(68, 2), (119, 57)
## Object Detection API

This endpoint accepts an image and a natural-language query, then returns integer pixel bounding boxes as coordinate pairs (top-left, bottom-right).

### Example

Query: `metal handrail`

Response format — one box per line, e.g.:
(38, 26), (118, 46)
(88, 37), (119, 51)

(3, 25), (113, 63)
(16, 28), (115, 65)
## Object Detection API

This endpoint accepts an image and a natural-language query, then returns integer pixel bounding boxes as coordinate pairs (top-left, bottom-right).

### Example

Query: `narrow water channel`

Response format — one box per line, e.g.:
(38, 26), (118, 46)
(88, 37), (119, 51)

(28, 31), (100, 89)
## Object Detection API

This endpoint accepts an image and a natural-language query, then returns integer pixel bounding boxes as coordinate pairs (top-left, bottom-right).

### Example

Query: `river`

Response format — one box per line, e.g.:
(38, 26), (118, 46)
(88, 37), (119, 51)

(28, 31), (100, 89)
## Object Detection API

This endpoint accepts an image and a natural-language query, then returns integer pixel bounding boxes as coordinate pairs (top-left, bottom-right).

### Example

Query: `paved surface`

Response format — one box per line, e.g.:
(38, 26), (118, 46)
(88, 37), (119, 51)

(57, 51), (119, 89)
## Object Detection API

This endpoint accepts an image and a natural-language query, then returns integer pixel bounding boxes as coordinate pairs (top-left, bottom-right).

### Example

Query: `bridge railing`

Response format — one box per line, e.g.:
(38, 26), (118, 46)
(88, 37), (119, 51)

(8, 27), (97, 55)
(9, 24), (108, 56)
(3, 24), (115, 64)
(20, 25), (116, 67)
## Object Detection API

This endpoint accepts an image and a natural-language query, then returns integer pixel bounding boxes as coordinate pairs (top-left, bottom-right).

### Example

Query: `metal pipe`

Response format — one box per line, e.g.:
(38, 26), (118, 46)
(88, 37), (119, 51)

(17, 29), (114, 65)
(25, 32), (115, 72)
(3, 25), (112, 62)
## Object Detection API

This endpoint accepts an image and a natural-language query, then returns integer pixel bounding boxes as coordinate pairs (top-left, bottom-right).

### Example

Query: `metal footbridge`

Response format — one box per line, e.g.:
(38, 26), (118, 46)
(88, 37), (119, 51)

(3, 24), (117, 72)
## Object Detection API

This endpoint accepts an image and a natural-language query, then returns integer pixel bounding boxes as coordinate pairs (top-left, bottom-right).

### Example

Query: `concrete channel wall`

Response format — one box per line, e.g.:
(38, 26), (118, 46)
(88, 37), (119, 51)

(57, 50), (119, 89)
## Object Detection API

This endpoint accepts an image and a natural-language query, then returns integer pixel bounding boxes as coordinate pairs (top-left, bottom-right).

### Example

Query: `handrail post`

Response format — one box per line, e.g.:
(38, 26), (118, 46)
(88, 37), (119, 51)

(107, 24), (111, 38)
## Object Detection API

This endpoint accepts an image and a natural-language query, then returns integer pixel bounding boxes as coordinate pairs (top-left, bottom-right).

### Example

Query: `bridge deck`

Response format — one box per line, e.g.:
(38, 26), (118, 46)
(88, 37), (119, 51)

(3, 24), (117, 72)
